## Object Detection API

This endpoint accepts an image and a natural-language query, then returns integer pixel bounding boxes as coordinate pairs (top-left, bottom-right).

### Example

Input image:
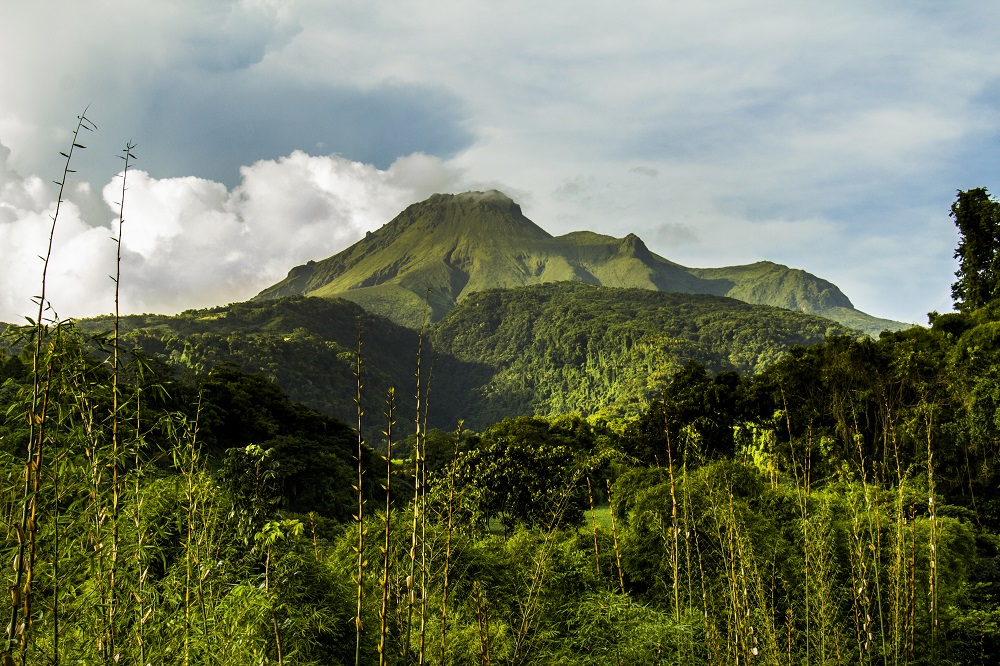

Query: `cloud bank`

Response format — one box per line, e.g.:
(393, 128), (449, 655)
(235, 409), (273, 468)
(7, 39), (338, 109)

(0, 147), (459, 323)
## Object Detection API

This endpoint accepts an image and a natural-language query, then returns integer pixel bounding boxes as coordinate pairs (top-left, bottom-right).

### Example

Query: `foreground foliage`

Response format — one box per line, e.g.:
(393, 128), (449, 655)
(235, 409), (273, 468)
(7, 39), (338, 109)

(2, 155), (999, 663)
(3, 284), (1000, 663)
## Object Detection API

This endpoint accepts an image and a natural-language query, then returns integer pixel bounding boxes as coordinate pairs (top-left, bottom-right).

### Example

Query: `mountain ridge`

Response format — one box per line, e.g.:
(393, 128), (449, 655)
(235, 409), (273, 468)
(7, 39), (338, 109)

(256, 190), (909, 336)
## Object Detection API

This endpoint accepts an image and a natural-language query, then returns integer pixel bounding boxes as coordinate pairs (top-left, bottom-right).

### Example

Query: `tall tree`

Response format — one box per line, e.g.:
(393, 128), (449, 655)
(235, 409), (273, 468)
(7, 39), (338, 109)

(951, 187), (1000, 311)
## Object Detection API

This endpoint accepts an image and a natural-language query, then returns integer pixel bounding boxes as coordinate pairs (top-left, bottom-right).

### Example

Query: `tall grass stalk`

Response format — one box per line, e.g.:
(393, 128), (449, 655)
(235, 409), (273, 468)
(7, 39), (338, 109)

(64, 347), (113, 660)
(5, 109), (95, 662)
(180, 399), (204, 665)
(473, 580), (492, 666)
(17, 344), (56, 664)
(106, 139), (136, 664)
(419, 362), (434, 665)
(605, 479), (625, 595)
(131, 386), (148, 664)
(846, 433), (875, 662)
(924, 405), (939, 655)
(354, 325), (366, 666)
(379, 388), (395, 666)
(665, 422), (680, 622)
(440, 420), (463, 661)
(785, 422), (813, 664)
(586, 476), (601, 580)
(405, 323), (425, 660)
(679, 430), (697, 663)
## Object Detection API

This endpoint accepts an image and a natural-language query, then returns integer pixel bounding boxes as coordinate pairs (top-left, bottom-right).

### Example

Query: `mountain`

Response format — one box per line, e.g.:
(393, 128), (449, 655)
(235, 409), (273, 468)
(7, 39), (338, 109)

(256, 190), (909, 336)
(80, 284), (854, 433)
(687, 263), (905, 334)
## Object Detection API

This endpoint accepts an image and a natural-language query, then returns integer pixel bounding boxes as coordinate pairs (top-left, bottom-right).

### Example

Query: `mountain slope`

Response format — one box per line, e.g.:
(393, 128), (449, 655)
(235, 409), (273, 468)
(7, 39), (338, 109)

(690, 263), (907, 334)
(66, 284), (856, 432)
(258, 190), (704, 327)
(256, 191), (908, 336)
(431, 283), (855, 425)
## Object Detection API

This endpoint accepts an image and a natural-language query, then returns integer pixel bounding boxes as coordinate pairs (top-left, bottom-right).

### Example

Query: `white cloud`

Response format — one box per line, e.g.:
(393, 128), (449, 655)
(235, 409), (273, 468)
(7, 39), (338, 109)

(0, 150), (461, 322)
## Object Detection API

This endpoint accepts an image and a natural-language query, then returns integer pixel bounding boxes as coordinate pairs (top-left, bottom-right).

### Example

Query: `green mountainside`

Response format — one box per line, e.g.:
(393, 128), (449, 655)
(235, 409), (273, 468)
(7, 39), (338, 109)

(689, 263), (906, 333)
(82, 284), (853, 433)
(430, 283), (853, 426)
(76, 296), (432, 439)
(256, 190), (908, 336)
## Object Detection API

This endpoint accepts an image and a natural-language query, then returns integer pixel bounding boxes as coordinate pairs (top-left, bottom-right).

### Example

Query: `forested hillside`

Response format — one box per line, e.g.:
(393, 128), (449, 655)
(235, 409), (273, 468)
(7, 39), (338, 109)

(75, 296), (433, 442)
(66, 283), (856, 435)
(1, 188), (998, 665)
(431, 283), (854, 427)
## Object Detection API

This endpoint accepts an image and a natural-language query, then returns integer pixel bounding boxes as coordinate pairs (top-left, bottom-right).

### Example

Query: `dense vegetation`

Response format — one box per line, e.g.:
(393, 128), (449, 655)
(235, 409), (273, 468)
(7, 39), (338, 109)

(431, 283), (854, 426)
(76, 296), (433, 444)
(1, 127), (998, 664)
(72, 283), (855, 439)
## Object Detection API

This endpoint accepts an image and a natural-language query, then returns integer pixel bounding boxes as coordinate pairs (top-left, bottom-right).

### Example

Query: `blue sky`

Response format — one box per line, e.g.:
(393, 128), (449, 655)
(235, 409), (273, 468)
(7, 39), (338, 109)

(2, 0), (1000, 324)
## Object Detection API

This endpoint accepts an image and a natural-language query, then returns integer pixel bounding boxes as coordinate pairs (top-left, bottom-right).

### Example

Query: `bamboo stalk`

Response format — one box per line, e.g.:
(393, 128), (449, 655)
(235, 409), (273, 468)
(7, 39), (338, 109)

(440, 420), (463, 661)
(183, 398), (203, 666)
(378, 388), (395, 666)
(665, 419), (680, 622)
(133, 390), (147, 665)
(925, 405), (938, 654)
(404, 324), (424, 660)
(6, 108), (95, 662)
(418, 362), (434, 666)
(605, 479), (625, 595)
(106, 139), (135, 665)
(354, 325), (365, 666)
(586, 477), (601, 579)
(473, 581), (491, 666)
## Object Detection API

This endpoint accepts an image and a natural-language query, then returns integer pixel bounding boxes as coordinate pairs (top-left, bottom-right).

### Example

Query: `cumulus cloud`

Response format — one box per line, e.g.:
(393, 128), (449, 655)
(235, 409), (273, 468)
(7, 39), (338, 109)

(0, 142), (117, 323)
(0, 149), (461, 323)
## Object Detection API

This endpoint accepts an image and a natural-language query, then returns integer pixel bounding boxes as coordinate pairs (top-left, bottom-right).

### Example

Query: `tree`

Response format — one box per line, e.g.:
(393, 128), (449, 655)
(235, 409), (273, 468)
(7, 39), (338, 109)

(454, 416), (592, 534)
(951, 187), (1000, 312)
(623, 362), (749, 465)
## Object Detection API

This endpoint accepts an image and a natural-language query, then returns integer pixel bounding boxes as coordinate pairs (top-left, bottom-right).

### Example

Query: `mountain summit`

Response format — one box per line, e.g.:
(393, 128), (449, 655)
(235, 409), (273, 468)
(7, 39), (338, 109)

(255, 191), (906, 334)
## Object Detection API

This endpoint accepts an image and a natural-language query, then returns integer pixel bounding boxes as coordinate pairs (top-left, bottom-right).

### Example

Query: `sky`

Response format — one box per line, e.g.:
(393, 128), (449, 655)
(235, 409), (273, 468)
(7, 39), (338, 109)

(3, 0), (1000, 326)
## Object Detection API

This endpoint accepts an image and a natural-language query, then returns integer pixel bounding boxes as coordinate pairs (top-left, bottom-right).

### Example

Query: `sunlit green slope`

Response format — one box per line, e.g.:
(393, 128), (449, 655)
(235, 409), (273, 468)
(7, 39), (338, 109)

(689, 262), (908, 333)
(256, 190), (909, 336)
